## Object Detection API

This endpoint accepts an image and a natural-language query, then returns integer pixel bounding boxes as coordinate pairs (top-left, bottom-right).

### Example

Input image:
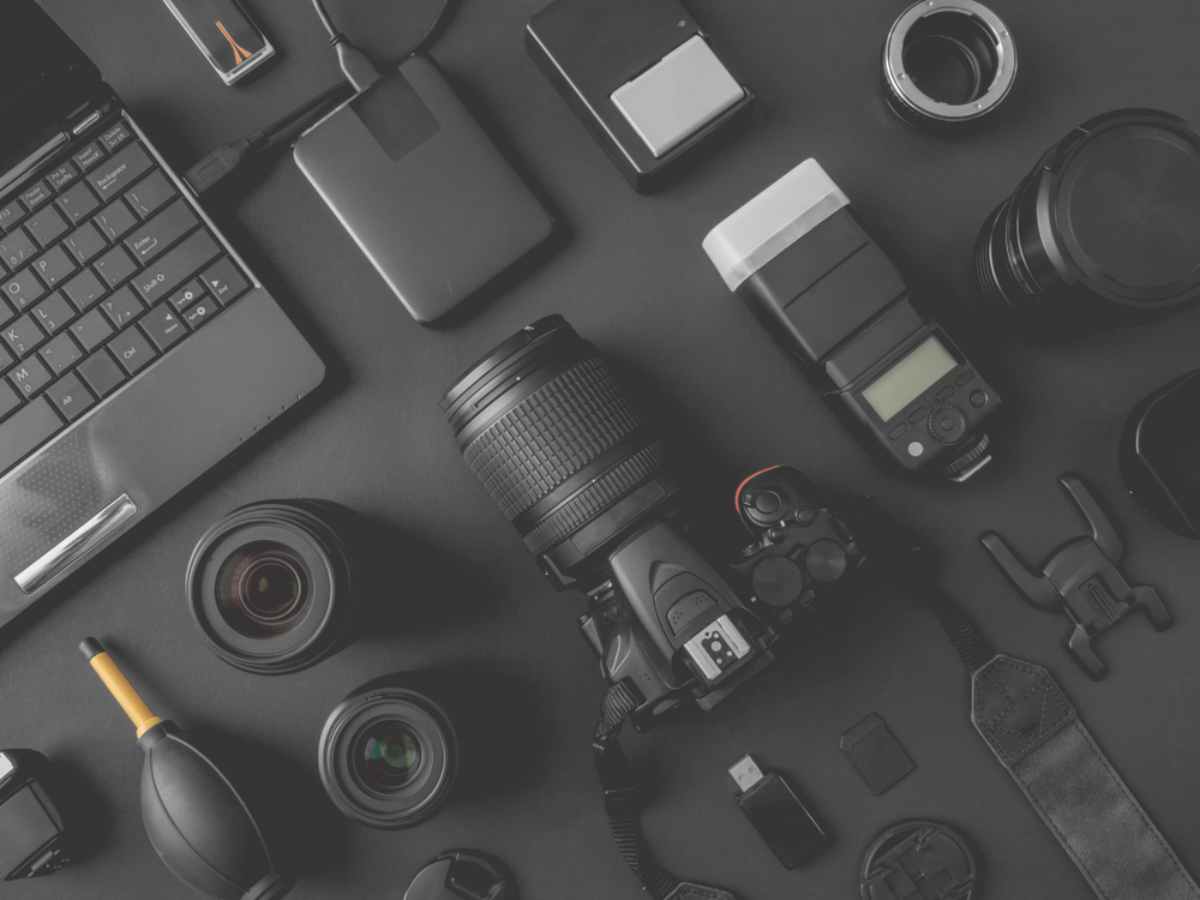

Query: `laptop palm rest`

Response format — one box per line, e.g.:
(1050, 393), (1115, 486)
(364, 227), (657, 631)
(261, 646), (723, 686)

(0, 289), (324, 625)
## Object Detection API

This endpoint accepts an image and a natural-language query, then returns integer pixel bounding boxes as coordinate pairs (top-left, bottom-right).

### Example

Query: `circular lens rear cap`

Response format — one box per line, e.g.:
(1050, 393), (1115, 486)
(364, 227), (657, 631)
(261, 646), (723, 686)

(859, 820), (978, 900)
(1055, 112), (1200, 307)
(403, 850), (516, 900)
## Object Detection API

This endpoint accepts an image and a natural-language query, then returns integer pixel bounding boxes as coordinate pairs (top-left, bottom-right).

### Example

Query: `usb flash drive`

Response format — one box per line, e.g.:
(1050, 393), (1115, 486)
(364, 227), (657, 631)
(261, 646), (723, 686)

(728, 755), (830, 869)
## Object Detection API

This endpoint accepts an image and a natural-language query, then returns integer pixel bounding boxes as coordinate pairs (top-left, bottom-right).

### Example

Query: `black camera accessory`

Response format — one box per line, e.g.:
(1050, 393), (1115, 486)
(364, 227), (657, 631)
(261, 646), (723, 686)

(526, 0), (753, 192)
(1122, 370), (1200, 538)
(840, 714), (915, 796)
(80, 639), (292, 900)
(703, 160), (1002, 483)
(187, 500), (367, 675)
(980, 474), (1172, 679)
(975, 108), (1200, 331)
(728, 756), (830, 870)
(319, 674), (459, 830)
(882, 0), (1017, 128)
(293, 55), (554, 323)
(859, 820), (978, 900)
(404, 850), (517, 900)
(0, 750), (70, 880)
(160, 0), (275, 85)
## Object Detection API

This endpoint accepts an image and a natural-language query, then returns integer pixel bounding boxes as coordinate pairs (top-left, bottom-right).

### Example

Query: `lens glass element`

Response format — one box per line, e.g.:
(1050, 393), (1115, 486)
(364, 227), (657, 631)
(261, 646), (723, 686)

(356, 723), (424, 790)
(215, 541), (310, 638)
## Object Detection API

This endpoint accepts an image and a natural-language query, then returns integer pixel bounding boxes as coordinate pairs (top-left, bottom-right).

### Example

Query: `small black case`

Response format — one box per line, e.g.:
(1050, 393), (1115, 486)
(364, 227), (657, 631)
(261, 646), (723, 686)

(526, 0), (754, 192)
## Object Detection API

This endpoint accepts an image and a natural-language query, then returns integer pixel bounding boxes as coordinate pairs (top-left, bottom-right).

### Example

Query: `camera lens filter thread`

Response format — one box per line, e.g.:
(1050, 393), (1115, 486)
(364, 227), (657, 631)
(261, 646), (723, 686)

(186, 500), (364, 676)
(975, 108), (1200, 329)
(318, 676), (459, 830)
(883, 0), (1017, 128)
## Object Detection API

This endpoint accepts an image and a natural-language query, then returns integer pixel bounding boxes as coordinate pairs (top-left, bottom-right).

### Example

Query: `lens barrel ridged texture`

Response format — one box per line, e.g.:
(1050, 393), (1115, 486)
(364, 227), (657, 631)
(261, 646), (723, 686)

(462, 356), (640, 522)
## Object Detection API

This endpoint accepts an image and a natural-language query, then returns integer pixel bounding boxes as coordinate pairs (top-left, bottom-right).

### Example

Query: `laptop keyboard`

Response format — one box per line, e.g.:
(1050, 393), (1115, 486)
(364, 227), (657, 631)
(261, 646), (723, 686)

(0, 118), (250, 477)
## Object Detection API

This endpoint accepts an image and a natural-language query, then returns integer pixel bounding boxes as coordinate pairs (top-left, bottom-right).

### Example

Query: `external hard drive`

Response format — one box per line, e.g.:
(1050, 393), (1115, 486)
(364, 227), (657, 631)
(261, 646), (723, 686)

(294, 56), (554, 323)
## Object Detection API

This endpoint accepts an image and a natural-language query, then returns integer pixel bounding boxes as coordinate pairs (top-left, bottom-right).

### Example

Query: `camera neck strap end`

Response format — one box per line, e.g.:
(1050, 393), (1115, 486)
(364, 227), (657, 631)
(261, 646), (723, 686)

(594, 682), (739, 900)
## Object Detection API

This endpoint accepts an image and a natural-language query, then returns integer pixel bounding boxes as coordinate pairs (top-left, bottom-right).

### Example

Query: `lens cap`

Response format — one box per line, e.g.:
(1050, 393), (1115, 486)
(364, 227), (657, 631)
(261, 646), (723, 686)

(859, 820), (977, 900)
(403, 850), (516, 900)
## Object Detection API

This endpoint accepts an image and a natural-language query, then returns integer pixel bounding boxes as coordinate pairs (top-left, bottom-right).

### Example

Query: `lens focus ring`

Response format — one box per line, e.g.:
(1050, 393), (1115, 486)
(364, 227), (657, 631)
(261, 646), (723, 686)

(462, 356), (641, 521)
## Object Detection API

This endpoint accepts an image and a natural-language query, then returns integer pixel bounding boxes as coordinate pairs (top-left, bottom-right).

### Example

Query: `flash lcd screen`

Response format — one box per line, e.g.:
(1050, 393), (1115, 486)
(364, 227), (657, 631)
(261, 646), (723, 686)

(862, 336), (958, 422)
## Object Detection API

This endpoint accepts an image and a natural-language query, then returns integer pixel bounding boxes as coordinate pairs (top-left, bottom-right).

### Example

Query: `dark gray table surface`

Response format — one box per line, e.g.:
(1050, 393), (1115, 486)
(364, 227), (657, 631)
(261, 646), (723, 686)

(7, 1), (1200, 897)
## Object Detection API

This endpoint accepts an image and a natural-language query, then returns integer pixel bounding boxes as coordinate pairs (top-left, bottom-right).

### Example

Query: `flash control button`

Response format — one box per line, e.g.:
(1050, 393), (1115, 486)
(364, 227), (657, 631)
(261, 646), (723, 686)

(929, 406), (968, 444)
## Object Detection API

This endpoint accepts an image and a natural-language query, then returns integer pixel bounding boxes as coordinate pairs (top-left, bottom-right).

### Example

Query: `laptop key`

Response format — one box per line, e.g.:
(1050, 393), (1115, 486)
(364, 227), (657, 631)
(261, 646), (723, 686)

(20, 181), (52, 211)
(63, 269), (106, 311)
(88, 144), (153, 200)
(56, 181), (100, 225)
(3, 269), (45, 312)
(134, 230), (220, 304)
(95, 199), (137, 241)
(0, 202), (22, 232)
(3, 315), (45, 356)
(0, 343), (12, 373)
(126, 172), (176, 218)
(95, 245), (137, 289)
(78, 350), (126, 398)
(32, 292), (75, 334)
(100, 122), (133, 152)
(65, 222), (108, 265)
(33, 246), (76, 288)
(45, 372), (94, 422)
(125, 201), (198, 263)
(26, 206), (69, 248)
(73, 143), (105, 172)
(181, 297), (218, 329)
(0, 382), (19, 421)
(201, 258), (250, 305)
(0, 230), (36, 268)
(9, 357), (52, 398)
(39, 333), (83, 376)
(46, 163), (79, 192)
(140, 304), (188, 351)
(108, 326), (157, 375)
(167, 279), (205, 312)
(69, 309), (114, 352)
(0, 397), (62, 476)
(101, 287), (144, 328)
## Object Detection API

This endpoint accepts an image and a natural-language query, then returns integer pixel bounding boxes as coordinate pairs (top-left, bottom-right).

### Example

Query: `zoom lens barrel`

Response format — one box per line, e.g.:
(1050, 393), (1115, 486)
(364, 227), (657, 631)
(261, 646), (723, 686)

(975, 109), (1200, 330)
(186, 500), (365, 675)
(443, 316), (680, 579)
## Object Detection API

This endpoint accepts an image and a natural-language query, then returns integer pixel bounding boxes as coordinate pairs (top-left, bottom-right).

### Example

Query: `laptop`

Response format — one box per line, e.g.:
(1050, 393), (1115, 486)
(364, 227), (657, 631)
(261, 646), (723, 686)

(0, 2), (325, 630)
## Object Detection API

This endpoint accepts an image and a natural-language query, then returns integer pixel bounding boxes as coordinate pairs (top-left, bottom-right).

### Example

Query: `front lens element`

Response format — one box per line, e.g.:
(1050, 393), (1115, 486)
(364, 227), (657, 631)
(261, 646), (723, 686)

(216, 541), (310, 638)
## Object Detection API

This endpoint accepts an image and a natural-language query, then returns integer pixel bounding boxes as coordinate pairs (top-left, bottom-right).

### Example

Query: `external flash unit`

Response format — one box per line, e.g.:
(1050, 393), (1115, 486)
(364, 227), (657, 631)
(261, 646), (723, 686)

(703, 160), (1002, 483)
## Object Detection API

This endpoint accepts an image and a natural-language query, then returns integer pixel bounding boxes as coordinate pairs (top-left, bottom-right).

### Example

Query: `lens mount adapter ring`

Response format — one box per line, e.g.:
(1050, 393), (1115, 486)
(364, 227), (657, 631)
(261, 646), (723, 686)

(884, 0), (1018, 127)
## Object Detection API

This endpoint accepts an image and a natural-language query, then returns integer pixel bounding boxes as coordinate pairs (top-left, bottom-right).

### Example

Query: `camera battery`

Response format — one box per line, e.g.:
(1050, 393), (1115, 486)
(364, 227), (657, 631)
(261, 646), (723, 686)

(526, 0), (754, 191)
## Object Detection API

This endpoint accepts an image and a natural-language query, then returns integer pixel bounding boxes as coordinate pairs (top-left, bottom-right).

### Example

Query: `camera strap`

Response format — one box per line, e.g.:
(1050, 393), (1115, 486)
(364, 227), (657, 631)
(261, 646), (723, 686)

(924, 589), (1200, 900)
(594, 682), (738, 900)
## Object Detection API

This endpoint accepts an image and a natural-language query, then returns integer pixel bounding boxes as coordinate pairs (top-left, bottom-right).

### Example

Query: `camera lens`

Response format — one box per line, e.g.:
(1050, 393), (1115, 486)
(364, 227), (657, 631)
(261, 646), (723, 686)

(319, 677), (458, 829)
(187, 500), (365, 675)
(975, 109), (1200, 330)
(355, 724), (423, 789)
(883, 0), (1016, 128)
(442, 315), (680, 578)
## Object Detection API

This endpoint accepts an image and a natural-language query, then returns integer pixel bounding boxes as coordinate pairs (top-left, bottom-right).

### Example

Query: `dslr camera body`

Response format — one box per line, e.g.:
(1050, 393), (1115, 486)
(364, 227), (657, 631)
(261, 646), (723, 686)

(444, 317), (894, 729)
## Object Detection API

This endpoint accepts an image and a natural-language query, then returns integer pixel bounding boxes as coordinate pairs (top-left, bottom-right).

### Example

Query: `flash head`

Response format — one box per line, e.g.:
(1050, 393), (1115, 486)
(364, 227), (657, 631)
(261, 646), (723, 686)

(704, 160), (1001, 483)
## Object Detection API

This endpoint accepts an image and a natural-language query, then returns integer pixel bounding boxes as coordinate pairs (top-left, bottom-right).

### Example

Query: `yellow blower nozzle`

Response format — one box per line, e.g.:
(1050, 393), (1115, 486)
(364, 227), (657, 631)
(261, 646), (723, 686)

(79, 637), (163, 738)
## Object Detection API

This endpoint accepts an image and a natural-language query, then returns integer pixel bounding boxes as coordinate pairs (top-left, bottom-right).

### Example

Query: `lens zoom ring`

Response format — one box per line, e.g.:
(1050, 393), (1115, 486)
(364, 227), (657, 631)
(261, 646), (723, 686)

(463, 358), (640, 520)
(522, 443), (667, 553)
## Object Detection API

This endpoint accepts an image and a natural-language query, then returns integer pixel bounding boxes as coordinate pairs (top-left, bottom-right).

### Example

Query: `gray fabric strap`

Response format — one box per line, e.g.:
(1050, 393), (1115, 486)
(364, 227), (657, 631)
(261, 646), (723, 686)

(971, 654), (1200, 900)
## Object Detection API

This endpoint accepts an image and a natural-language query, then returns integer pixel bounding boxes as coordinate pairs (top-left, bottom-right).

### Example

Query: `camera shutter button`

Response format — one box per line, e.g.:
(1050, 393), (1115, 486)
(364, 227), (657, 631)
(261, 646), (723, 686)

(928, 406), (968, 445)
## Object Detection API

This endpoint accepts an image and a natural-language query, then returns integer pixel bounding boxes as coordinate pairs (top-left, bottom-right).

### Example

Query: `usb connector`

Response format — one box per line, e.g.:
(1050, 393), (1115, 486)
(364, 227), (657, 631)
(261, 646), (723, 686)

(728, 755), (766, 793)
